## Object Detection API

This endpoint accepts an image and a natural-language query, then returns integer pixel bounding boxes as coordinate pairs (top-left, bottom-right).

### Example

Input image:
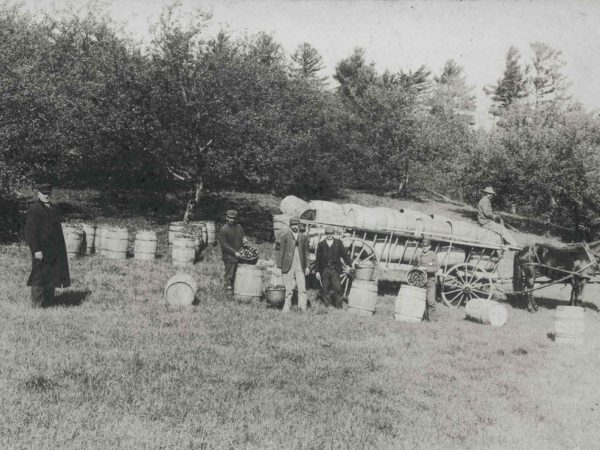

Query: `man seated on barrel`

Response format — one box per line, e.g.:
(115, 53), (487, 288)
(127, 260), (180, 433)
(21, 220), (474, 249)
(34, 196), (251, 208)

(315, 226), (351, 309)
(477, 186), (518, 246)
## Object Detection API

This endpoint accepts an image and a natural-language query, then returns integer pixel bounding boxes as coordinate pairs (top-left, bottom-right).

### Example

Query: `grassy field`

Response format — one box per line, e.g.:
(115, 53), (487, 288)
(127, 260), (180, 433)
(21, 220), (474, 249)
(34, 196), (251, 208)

(1, 188), (599, 449)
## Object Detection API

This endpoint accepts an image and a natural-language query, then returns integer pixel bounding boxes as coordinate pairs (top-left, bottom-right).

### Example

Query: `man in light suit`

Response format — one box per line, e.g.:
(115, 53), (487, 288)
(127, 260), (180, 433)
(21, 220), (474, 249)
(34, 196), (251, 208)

(277, 218), (310, 312)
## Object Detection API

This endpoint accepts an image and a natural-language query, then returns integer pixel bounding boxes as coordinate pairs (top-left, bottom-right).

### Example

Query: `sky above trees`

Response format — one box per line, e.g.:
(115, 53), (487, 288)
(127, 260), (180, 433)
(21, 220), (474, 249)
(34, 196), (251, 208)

(22, 0), (600, 126)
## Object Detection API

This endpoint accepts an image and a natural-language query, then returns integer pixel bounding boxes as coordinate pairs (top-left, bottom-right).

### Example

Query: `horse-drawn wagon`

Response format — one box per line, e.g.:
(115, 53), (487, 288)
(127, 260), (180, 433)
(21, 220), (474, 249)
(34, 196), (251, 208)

(274, 197), (519, 307)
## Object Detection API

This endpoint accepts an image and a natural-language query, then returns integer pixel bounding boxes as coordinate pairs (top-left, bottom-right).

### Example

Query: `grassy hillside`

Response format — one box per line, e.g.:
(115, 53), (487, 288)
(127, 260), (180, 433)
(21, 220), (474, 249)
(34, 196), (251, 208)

(1, 188), (598, 449)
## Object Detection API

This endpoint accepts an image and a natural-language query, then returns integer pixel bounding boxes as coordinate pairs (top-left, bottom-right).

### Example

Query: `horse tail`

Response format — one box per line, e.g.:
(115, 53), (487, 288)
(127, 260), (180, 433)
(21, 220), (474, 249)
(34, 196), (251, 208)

(513, 248), (524, 295)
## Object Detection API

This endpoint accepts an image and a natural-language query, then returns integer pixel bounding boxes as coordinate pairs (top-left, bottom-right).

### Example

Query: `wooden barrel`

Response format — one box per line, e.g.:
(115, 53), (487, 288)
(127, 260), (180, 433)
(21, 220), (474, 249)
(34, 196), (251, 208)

(192, 221), (208, 247)
(401, 210), (431, 236)
(465, 299), (508, 326)
(265, 288), (286, 307)
(183, 223), (204, 257)
(172, 234), (196, 266)
(82, 223), (96, 255)
(280, 195), (309, 215)
(429, 216), (453, 239)
(453, 220), (480, 242)
(354, 265), (375, 281)
(164, 274), (198, 306)
(554, 306), (584, 345)
(62, 225), (84, 258)
(308, 200), (345, 224)
(477, 227), (502, 245)
(348, 279), (378, 316)
(168, 222), (185, 245)
(134, 230), (158, 261)
(234, 265), (264, 302)
(104, 227), (129, 259)
(273, 214), (292, 244)
(373, 238), (406, 263)
(205, 221), (216, 246)
(266, 267), (284, 286)
(437, 246), (465, 267)
(400, 241), (422, 264)
(394, 285), (426, 323)
(95, 225), (107, 254)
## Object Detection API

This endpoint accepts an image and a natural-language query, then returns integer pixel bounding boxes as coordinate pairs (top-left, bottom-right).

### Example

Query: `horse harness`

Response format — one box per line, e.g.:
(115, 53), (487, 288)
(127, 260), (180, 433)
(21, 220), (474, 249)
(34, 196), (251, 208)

(521, 242), (598, 281)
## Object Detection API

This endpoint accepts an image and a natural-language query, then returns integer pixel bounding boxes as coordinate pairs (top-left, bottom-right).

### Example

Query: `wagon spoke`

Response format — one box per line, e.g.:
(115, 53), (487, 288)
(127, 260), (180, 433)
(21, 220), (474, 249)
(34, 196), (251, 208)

(444, 287), (464, 296)
(470, 288), (491, 297)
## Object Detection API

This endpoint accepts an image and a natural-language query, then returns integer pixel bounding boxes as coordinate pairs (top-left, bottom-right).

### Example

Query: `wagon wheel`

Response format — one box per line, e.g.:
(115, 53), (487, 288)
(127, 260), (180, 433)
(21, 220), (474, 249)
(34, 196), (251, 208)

(340, 237), (377, 298)
(441, 263), (493, 308)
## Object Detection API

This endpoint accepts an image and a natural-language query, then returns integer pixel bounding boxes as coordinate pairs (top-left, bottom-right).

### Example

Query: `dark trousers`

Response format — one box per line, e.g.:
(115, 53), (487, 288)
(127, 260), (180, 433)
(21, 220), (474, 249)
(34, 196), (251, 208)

(321, 267), (343, 308)
(31, 285), (55, 308)
(224, 262), (238, 288)
(425, 276), (437, 320)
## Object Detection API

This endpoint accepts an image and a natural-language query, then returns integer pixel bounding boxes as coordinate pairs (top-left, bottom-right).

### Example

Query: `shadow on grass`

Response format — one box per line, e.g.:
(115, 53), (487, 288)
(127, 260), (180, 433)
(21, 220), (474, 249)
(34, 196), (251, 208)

(50, 289), (91, 307)
(506, 294), (599, 312)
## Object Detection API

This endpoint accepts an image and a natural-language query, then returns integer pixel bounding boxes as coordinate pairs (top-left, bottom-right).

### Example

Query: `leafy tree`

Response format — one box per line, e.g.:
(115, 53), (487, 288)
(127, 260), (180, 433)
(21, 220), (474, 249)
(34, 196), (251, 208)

(333, 48), (377, 99)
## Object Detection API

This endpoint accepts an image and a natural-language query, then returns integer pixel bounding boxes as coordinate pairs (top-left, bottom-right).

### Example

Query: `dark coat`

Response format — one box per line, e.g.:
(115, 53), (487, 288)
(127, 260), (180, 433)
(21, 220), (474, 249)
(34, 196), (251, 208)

(24, 200), (71, 288)
(218, 222), (245, 263)
(277, 231), (310, 274)
(315, 238), (350, 275)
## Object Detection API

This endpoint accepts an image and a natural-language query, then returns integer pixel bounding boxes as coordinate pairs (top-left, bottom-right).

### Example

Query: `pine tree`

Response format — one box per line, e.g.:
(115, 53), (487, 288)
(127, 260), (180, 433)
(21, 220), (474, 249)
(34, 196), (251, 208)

(485, 46), (529, 115)
(530, 42), (571, 106)
(290, 42), (327, 83)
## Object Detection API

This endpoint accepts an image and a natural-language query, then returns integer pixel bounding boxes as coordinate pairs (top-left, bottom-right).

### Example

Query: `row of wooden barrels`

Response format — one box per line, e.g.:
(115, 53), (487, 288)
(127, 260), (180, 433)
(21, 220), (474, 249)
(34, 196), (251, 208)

(61, 221), (217, 266)
(278, 195), (501, 245)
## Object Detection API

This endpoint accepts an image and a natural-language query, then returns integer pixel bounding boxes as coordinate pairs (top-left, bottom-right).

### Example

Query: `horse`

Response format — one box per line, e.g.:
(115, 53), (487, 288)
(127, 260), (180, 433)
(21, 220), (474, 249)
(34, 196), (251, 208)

(512, 241), (599, 311)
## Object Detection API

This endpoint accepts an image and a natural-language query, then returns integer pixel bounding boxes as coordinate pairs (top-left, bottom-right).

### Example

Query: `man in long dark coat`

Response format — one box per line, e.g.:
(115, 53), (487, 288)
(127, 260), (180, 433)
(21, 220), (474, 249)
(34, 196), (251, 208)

(315, 226), (351, 308)
(24, 184), (71, 307)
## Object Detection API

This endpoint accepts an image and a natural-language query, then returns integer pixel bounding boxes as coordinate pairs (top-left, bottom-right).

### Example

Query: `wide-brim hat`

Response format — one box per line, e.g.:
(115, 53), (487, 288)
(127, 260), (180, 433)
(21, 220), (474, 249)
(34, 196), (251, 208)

(226, 209), (237, 218)
(37, 183), (52, 194)
(482, 186), (496, 195)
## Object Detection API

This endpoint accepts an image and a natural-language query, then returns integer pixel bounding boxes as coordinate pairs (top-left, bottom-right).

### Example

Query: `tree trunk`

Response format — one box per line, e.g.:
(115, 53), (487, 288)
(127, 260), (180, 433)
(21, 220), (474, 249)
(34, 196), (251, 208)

(182, 178), (203, 223)
(397, 160), (410, 197)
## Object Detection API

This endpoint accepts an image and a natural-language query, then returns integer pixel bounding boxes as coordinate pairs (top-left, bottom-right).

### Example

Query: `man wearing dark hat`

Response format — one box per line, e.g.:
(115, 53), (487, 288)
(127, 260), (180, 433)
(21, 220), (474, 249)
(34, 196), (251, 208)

(218, 209), (247, 290)
(414, 238), (440, 321)
(24, 184), (71, 307)
(477, 186), (517, 246)
(277, 218), (310, 312)
(315, 226), (351, 308)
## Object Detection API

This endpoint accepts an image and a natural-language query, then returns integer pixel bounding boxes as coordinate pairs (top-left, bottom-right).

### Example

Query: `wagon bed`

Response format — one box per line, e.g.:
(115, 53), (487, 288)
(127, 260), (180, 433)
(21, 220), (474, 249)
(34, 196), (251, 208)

(299, 218), (518, 308)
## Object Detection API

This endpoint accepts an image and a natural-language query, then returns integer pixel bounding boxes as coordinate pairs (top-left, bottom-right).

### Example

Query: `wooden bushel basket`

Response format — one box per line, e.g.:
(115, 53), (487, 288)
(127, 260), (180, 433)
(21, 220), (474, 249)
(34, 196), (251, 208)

(265, 288), (286, 307)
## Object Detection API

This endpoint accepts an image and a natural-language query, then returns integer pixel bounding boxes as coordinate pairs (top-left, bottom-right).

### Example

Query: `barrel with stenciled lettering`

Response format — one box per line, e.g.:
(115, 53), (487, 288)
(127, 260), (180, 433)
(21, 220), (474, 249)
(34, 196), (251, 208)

(554, 306), (584, 345)
(394, 285), (426, 323)
(348, 280), (378, 316)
